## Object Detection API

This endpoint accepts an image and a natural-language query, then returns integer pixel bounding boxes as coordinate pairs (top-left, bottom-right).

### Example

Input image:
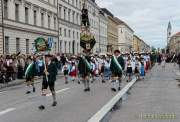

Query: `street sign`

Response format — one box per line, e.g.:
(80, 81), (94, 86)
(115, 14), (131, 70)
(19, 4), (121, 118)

(48, 37), (54, 49)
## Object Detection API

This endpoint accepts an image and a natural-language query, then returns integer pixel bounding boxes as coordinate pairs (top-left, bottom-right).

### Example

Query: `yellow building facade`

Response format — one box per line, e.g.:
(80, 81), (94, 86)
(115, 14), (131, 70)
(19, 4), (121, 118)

(107, 16), (119, 53)
(133, 35), (141, 52)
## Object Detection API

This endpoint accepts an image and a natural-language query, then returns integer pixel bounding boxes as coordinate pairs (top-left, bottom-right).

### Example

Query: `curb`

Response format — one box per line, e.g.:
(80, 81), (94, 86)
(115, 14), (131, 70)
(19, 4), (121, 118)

(88, 78), (137, 122)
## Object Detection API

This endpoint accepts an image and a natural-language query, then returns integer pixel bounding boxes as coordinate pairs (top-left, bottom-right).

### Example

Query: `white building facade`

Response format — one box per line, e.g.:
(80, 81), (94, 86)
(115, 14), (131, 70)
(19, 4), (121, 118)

(58, 0), (81, 54)
(0, 0), (105, 55)
(2, 0), (59, 54)
(0, 0), (3, 54)
(99, 10), (107, 53)
(115, 18), (134, 53)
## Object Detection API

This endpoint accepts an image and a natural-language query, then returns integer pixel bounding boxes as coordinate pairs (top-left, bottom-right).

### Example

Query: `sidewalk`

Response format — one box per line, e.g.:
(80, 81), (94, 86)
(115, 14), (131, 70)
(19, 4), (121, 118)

(110, 63), (180, 122)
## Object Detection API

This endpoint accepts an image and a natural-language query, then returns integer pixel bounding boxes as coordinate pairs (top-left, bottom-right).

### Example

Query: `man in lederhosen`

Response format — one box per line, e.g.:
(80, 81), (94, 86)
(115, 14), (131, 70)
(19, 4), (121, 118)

(78, 51), (92, 92)
(39, 54), (58, 110)
(110, 50), (125, 92)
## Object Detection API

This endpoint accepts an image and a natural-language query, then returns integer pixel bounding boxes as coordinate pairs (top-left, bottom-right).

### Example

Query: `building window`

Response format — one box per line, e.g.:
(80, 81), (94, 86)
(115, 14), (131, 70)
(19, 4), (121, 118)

(64, 41), (67, 53)
(73, 31), (75, 39)
(68, 30), (71, 37)
(76, 13), (78, 24)
(54, 42), (57, 52)
(53, 0), (56, 5)
(69, 42), (71, 53)
(59, 6), (62, 18)
(16, 38), (20, 53)
(59, 27), (62, 36)
(26, 39), (29, 54)
(77, 32), (79, 39)
(5, 36), (9, 54)
(64, 29), (66, 37)
(64, 8), (66, 20)
(33, 10), (37, 25)
(79, 1), (81, 9)
(41, 13), (44, 27)
(68, 9), (71, 22)
(72, 11), (75, 23)
(4, 0), (8, 19)
(77, 43), (79, 53)
(60, 40), (62, 52)
(54, 17), (56, 30)
(15, 4), (19, 21)
(72, 0), (74, 6)
(25, 7), (29, 24)
(76, 0), (78, 7)
(48, 15), (51, 28)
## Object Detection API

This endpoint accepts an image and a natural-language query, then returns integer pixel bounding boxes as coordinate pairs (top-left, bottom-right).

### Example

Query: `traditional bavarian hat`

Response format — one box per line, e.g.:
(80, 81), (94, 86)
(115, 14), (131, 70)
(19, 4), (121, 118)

(114, 50), (120, 54)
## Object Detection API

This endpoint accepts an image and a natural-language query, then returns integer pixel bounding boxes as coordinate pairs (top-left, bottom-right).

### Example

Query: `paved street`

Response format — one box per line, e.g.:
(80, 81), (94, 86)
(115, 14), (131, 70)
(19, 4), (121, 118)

(0, 64), (179, 122)
(110, 63), (180, 122)
(0, 75), (125, 122)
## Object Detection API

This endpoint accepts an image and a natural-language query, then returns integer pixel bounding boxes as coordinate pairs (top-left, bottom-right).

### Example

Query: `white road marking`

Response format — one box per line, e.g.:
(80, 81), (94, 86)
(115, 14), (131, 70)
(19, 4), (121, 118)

(46, 88), (70, 97)
(0, 88), (70, 116)
(0, 91), (7, 94)
(0, 108), (16, 116)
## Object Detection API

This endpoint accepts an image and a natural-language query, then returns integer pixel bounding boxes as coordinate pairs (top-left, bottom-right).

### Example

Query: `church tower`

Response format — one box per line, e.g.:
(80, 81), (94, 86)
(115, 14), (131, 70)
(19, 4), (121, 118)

(167, 21), (172, 44)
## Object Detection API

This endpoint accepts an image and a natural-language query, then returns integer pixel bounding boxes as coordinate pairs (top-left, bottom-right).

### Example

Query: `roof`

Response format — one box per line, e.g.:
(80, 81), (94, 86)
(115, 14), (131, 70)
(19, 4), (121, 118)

(172, 32), (180, 37)
(101, 8), (114, 17)
(133, 35), (142, 41)
(114, 17), (134, 32)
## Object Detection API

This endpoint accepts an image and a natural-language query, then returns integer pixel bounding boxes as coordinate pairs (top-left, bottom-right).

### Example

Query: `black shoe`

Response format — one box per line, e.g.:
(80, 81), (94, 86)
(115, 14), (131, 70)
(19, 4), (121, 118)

(33, 87), (36, 93)
(118, 87), (121, 91)
(84, 89), (88, 92)
(111, 88), (116, 92)
(87, 88), (90, 91)
(102, 80), (105, 83)
(38, 105), (45, 110)
(52, 101), (57, 107)
(26, 91), (31, 94)
(65, 81), (68, 84)
(78, 81), (80, 84)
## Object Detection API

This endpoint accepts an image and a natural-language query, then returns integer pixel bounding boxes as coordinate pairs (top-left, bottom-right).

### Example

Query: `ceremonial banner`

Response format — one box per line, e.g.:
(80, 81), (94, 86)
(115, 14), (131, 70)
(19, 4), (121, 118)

(82, 56), (92, 71)
(110, 55), (123, 75)
(34, 37), (51, 52)
(34, 37), (53, 82)
(80, 32), (96, 51)
(80, 2), (96, 52)
(25, 62), (34, 78)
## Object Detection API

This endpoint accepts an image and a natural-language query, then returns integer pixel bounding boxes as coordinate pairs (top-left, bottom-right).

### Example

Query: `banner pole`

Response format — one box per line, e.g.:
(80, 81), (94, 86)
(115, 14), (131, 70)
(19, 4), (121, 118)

(43, 55), (48, 82)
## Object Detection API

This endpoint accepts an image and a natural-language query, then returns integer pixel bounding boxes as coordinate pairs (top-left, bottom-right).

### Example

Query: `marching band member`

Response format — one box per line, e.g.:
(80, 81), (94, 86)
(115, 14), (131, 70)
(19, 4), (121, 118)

(110, 50), (125, 92)
(69, 62), (77, 82)
(78, 53), (92, 92)
(62, 62), (69, 84)
(38, 55), (58, 110)
(25, 56), (36, 94)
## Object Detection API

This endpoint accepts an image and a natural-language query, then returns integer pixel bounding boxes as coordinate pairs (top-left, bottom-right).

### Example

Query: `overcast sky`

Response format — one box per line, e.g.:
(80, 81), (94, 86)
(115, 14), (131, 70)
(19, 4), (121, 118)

(96, 0), (180, 48)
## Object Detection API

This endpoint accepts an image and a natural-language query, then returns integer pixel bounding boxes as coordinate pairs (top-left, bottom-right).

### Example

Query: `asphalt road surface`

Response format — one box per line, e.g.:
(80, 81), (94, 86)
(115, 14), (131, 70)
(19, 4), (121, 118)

(0, 63), (179, 122)
(0, 75), (124, 122)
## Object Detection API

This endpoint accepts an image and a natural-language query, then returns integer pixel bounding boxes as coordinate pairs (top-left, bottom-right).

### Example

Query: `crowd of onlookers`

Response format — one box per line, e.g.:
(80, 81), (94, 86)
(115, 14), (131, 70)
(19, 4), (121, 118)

(0, 52), (179, 84)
